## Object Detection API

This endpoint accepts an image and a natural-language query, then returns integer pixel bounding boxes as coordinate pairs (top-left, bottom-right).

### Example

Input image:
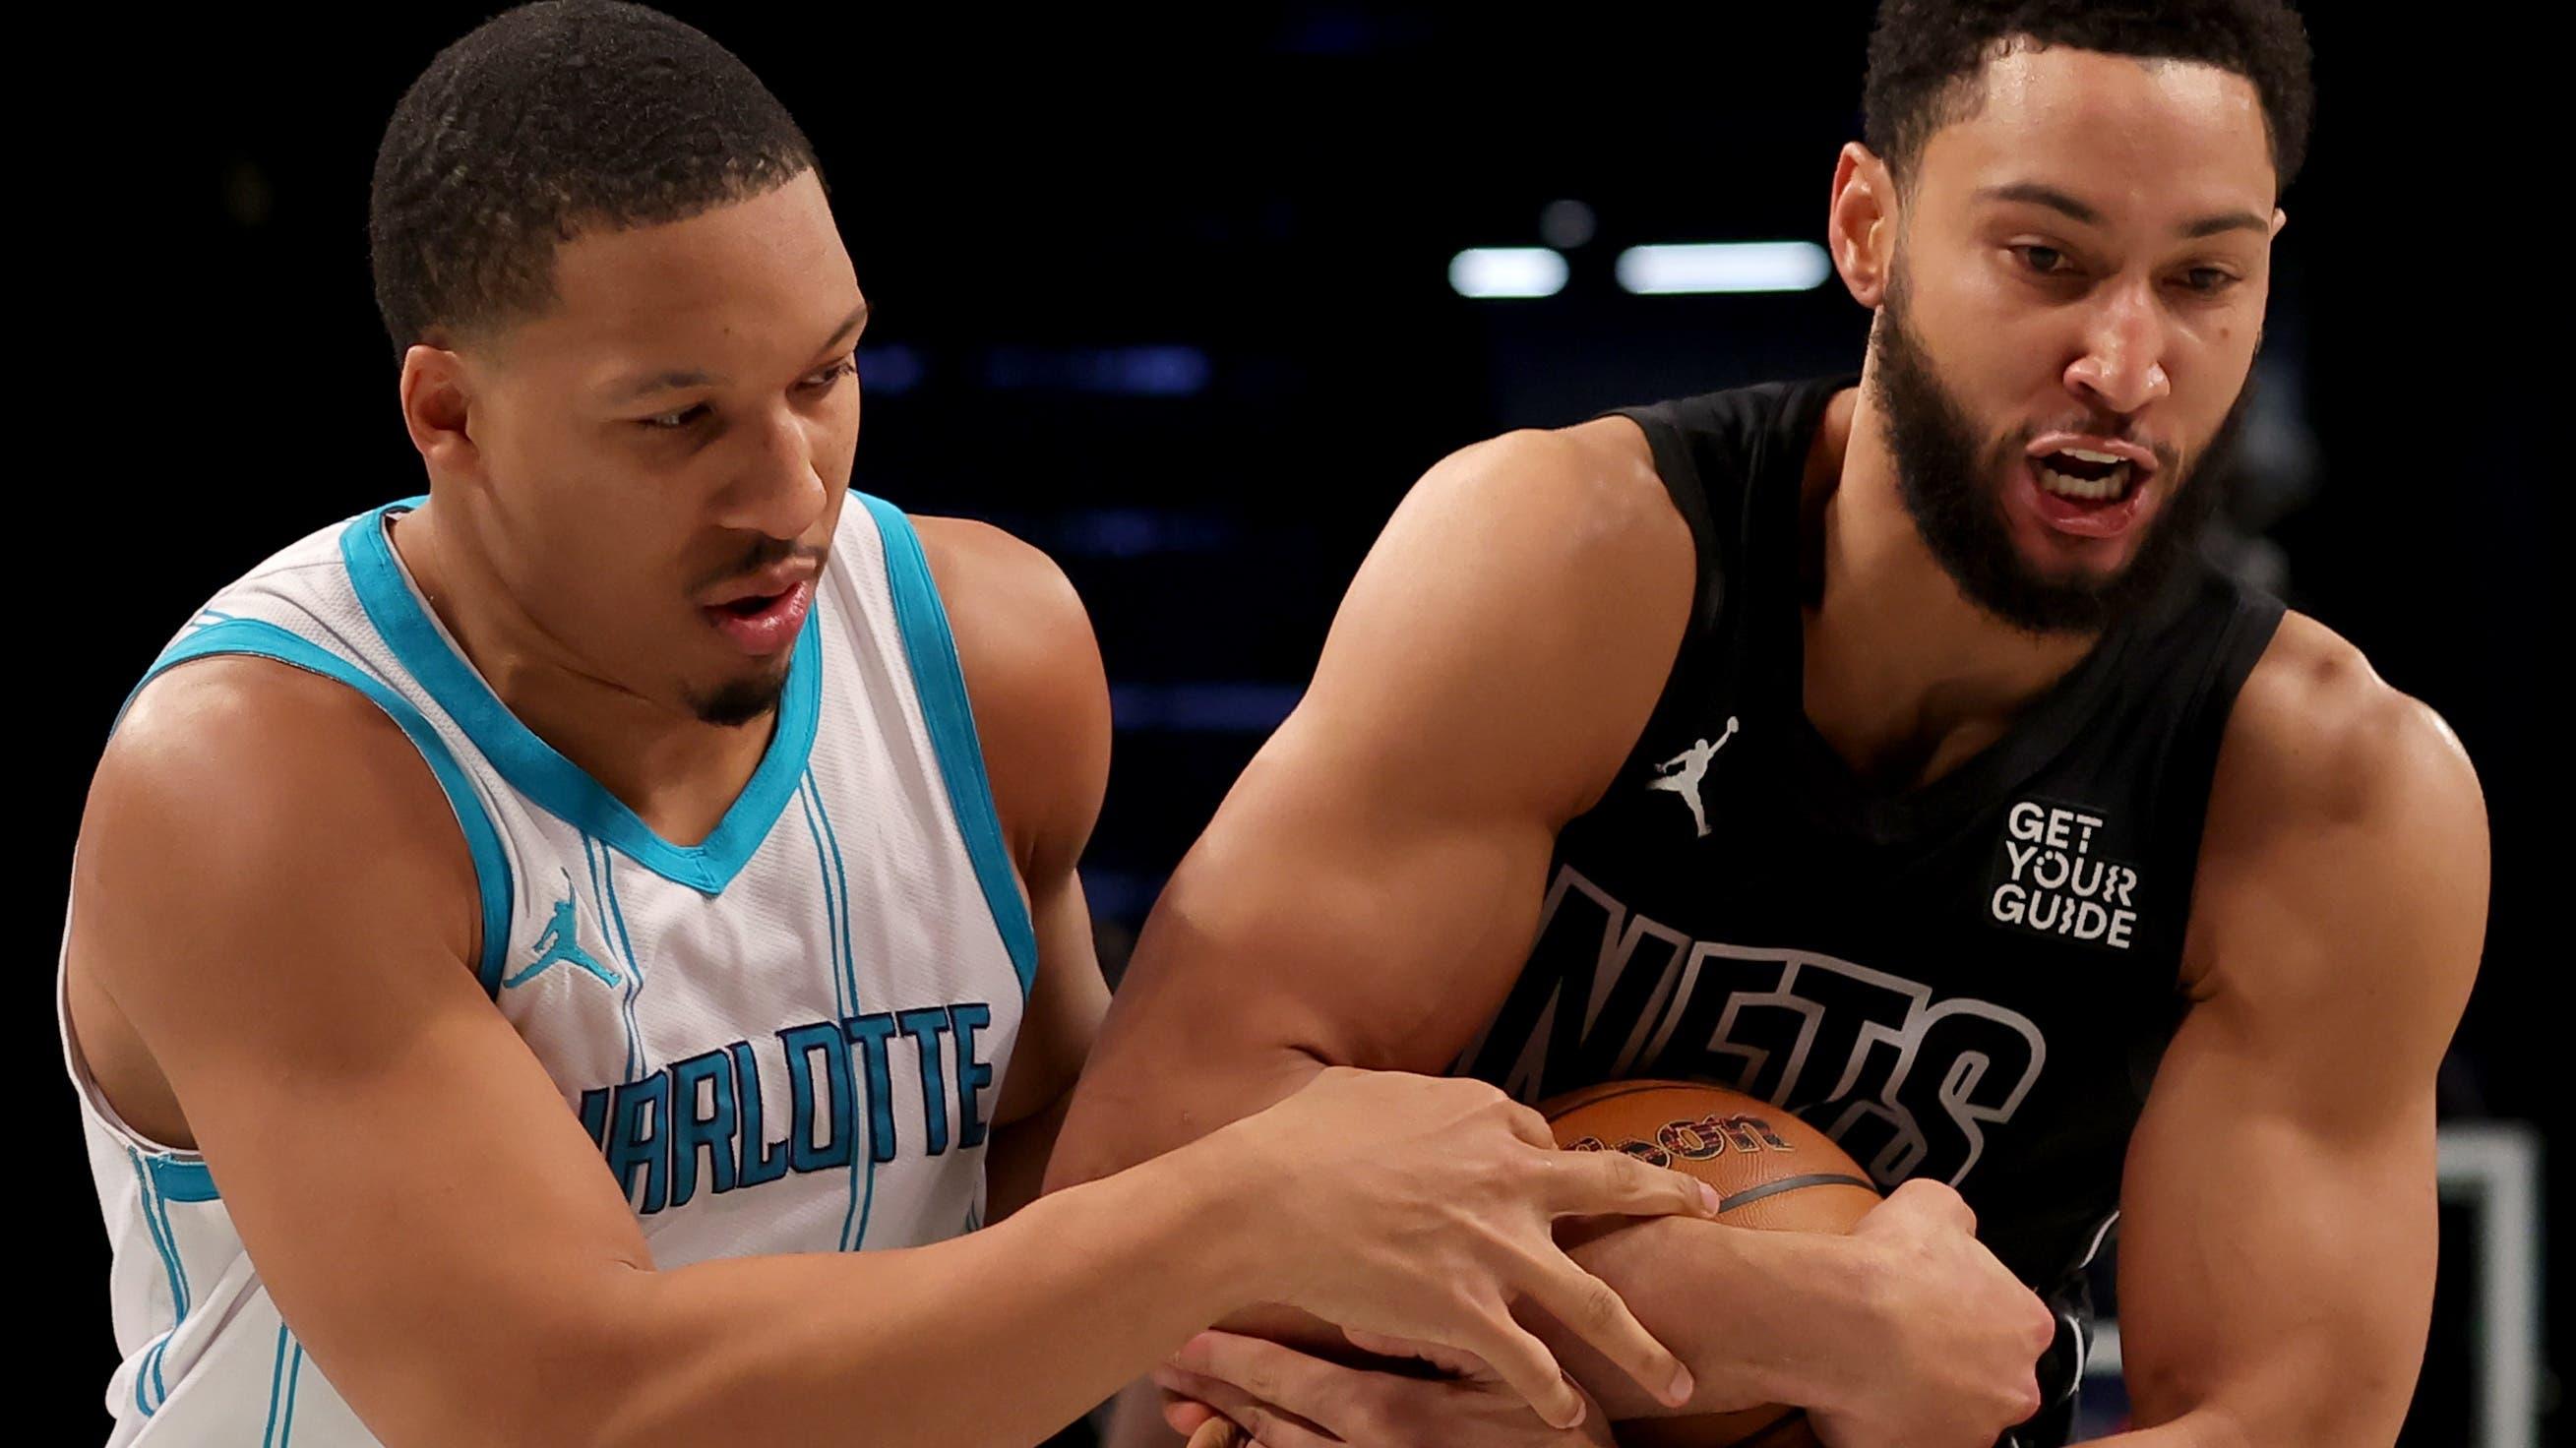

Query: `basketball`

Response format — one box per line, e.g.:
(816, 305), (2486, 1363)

(1542, 1080), (1883, 1448)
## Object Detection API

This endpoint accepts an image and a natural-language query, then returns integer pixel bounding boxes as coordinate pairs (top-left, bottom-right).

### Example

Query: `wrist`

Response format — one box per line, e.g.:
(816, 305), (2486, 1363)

(1156, 1118), (1298, 1312)
(1741, 1230), (1890, 1413)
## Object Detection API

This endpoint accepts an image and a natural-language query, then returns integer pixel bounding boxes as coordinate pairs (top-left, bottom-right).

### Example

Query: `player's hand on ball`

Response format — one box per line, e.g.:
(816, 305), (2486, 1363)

(1154, 1330), (1615, 1448)
(1812, 1178), (2057, 1448)
(1217, 1067), (1719, 1431)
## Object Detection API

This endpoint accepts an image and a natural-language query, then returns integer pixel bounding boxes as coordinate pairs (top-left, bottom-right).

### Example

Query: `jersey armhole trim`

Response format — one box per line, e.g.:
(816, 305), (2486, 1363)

(1604, 405), (1724, 636)
(2152, 588), (2291, 972)
(150, 1154), (219, 1202)
(855, 494), (1041, 998)
(117, 618), (519, 997)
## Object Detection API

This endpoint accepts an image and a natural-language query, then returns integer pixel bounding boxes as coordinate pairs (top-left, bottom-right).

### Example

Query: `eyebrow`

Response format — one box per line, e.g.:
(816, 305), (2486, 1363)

(816, 301), (870, 357)
(1974, 182), (2267, 239)
(2177, 210), (2270, 239)
(611, 366), (718, 401)
(607, 301), (872, 402)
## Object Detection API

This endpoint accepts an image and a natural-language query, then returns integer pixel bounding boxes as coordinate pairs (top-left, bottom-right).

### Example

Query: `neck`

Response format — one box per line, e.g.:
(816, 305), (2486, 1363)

(389, 495), (775, 846)
(1801, 378), (2101, 793)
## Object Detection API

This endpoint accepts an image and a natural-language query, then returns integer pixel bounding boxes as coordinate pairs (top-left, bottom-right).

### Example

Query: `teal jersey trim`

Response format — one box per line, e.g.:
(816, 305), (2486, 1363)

(339, 500), (821, 895)
(147, 1155), (218, 1203)
(856, 495), (1039, 996)
(120, 618), (517, 995)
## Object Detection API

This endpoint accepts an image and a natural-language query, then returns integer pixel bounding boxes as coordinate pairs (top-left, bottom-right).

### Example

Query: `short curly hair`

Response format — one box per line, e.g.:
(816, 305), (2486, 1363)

(368, 1), (820, 359)
(1863, 0), (2313, 196)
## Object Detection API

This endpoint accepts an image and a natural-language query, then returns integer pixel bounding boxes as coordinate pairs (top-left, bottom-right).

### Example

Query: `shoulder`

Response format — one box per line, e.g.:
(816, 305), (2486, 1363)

(1271, 419), (1695, 823)
(1401, 417), (1692, 583)
(906, 514), (1110, 873)
(81, 654), (482, 990)
(103, 654), (476, 853)
(2209, 611), (2484, 845)
(1342, 417), (1695, 679)
(2187, 611), (2487, 1007)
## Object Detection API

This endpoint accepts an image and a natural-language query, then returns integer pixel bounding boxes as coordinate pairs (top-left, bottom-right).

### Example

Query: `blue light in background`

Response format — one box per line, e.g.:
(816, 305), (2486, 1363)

(984, 345), (1213, 396)
(1054, 509), (1241, 560)
(1079, 868), (1164, 925)
(859, 343), (924, 394)
(1111, 683), (1304, 733)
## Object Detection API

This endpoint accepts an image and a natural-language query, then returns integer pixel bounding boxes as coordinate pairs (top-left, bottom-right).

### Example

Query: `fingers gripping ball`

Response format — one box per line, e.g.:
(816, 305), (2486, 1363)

(1541, 1080), (1884, 1448)
(1182, 1421), (1245, 1448)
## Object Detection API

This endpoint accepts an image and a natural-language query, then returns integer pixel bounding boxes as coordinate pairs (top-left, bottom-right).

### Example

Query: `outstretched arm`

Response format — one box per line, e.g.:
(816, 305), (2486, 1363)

(68, 583), (1714, 1446)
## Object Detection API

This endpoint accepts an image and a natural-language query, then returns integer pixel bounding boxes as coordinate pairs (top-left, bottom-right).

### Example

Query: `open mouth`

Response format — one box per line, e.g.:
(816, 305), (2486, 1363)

(2033, 448), (2138, 506)
(701, 579), (813, 656)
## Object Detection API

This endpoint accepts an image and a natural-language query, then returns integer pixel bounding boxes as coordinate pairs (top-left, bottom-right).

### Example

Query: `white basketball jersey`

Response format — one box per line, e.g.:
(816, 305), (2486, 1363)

(58, 493), (1033, 1445)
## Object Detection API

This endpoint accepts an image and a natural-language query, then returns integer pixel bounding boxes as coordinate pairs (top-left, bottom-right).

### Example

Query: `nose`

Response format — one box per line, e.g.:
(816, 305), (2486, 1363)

(2062, 276), (2172, 417)
(713, 402), (834, 541)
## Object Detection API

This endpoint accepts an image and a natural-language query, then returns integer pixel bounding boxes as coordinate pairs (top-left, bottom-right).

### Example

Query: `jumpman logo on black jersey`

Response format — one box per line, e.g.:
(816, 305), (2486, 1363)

(1646, 716), (1739, 838)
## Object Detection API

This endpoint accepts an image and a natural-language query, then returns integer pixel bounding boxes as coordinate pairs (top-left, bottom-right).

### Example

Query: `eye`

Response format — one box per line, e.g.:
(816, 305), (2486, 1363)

(640, 402), (710, 432)
(800, 355), (858, 392)
(2012, 244), (2071, 277)
(2177, 266), (2239, 295)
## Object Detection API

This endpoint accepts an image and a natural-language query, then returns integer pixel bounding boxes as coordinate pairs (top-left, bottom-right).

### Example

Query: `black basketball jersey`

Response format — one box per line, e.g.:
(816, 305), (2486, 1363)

(1454, 376), (2284, 1427)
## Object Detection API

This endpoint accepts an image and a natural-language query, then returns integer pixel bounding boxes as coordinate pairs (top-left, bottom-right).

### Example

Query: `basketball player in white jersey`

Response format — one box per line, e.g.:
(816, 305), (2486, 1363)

(54, 6), (1735, 1443)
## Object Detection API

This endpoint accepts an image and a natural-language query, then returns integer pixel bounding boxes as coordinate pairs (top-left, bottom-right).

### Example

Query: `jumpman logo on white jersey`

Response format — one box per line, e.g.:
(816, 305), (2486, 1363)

(502, 873), (620, 991)
(1646, 717), (1740, 838)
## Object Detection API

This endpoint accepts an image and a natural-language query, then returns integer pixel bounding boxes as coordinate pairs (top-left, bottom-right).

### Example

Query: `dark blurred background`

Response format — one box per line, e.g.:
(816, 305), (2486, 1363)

(40, 5), (2553, 1444)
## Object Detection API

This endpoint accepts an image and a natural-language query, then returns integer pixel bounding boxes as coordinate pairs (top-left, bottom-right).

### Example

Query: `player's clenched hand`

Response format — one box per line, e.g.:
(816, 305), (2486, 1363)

(1810, 1178), (2058, 1448)
(1208, 1067), (1720, 1431)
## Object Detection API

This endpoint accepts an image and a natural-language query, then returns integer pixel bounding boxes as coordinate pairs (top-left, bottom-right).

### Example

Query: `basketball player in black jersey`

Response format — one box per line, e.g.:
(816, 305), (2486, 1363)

(1051, 3), (2488, 1446)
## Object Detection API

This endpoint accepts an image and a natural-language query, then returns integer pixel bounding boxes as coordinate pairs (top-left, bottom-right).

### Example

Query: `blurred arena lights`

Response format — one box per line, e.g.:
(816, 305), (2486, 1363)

(1615, 241), (1834, 295)
(1447, 247), (1569, 299)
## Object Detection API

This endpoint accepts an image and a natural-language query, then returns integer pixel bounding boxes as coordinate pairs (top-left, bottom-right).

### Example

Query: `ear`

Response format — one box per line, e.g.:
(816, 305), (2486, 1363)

(1828, 142), (1898, 310)
(398, 343), (485, 484)
(2270, 206), (2289, 241)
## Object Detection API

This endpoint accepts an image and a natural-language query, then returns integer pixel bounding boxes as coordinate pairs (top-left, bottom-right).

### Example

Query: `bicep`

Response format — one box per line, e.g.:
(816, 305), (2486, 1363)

(1051, 431), (1691, 1186)
(2115, 995), (2439, 1440)
(74, 663), (653, 1442)
(1112, 721), (1564, 1075)
(1040, 722), (1567, 1199)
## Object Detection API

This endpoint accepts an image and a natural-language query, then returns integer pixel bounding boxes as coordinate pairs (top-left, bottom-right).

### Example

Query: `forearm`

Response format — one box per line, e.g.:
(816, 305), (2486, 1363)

(1132, 1216), (1894, 1433)
(2096, 1328), (2417, 1448)
(583, 1133), (1274, 1448)
(1542, 1217), (1880, 1421)
(2081, 1401), (2399, 1448)
(1045, 1037), (1326, 1193)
